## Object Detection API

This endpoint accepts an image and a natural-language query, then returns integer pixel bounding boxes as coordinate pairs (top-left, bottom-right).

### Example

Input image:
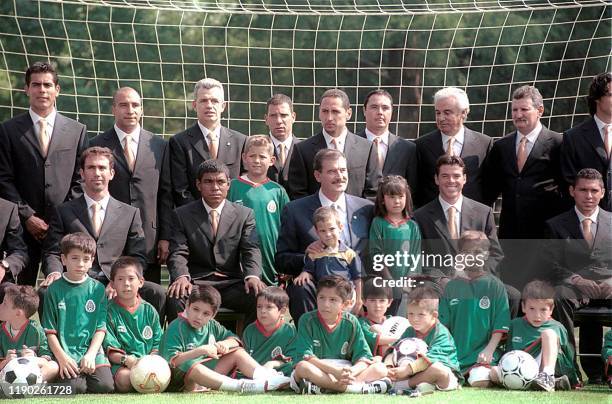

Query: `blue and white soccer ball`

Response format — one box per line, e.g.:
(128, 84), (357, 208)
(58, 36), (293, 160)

(0, 357), (42, 397)
(392, 337), (428, 367)
(499, 350), (539, 390)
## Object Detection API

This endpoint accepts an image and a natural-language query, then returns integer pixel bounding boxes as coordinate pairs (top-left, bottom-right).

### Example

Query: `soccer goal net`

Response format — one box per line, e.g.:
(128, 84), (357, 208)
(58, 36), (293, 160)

(0, 0), (609, 138)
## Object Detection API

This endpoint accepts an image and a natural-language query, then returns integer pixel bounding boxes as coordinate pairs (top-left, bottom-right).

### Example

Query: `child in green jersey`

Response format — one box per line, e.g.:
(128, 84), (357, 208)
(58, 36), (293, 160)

(242, 286), (296, 376)
(439, 231), (509, 387)
(603, 330), (611, 388)
(491, 280), (575, 391)
(292, 275), (391, 395)
(358, 279), (399, 357)
(227, 135), (289, 285)
(104, 256), (163, 392)
(160, 284), (291, 393)
(42, 232), (113, 393)
(0, 285), (58, 381)
(389, 287), (462, 392)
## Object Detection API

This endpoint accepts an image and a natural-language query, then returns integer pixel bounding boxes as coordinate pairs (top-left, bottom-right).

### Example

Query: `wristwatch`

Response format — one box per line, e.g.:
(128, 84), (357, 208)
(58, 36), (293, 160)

(120, 354), (127, 366)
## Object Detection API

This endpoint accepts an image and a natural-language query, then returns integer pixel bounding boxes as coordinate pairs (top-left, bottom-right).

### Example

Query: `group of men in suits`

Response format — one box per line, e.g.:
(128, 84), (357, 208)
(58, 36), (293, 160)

(0, 62), (610, 384)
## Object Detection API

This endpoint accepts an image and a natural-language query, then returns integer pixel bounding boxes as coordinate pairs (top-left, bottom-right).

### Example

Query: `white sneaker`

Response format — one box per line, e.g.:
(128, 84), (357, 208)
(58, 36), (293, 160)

(362, 378), (392, 394)
(264, 374), (292, 391)
(239, 380), (265, 394)
(289, 372), (301, 393)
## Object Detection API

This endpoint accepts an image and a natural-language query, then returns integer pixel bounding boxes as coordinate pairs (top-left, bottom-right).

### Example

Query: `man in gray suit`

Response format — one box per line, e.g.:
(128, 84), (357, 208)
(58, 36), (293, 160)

(415, 87), (492, 206)
(0, 62), (88, 286)
(169, 78), (246, 207)
(0, 197), (28, 301)
(359, 89), (418, 201)
(90, 87), (173, 284)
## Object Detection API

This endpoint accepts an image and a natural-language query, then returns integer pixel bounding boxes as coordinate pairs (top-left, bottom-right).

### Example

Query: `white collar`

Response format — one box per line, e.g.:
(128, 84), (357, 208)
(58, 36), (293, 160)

(364, 128), (389, 145)
(574, 206), (599, 224)
(29, 108), (57, 127)
(318, 190), (346, 212)
(83, 192), (111, 211)
(440, 126), (465, 145)
(438, 194), (463, 213)
(269, 134), (293, 149)
(593, 114), (610, 132)
(114, 124), (141, 143)
(516, 121), (542, 143)
(322, 128), (348, 147)
(202, 199), (226, 215)
(62, 273), (89, 284)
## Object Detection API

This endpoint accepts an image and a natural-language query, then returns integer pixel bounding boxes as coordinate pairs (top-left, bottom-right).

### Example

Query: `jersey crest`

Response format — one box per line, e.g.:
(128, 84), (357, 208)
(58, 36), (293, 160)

(142, 326), (153, 340)
(479, 296), (490, 310)
(512, 336), (523, 344)
(57, 301), (66, 310)
(85, 299), (96, 313)
(271, 346), (283, 359)
(267, 200), (277, 213)
(341, 341), (349, 355)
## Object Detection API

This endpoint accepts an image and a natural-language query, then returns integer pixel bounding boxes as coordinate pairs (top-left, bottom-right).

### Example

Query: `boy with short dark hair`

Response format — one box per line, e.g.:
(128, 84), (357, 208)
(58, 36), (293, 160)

(292, 275), (390, 394)
(42, 232), (114, 393)
(104, 256), (164, 392)
(242, 286), (296, 376)
(0, 285), (58, 381)
(358, 279), (399, 357)
(160, 284), (290, 393)
(439, 231), (510, 387)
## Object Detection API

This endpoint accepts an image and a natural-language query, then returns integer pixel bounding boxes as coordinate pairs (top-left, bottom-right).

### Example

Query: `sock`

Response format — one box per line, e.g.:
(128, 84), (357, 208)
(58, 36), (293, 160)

(252, 366), (274, 380)
(219, 375), (243, 391)
(344, 382), (364, 393)
(542, 365), (555, 376)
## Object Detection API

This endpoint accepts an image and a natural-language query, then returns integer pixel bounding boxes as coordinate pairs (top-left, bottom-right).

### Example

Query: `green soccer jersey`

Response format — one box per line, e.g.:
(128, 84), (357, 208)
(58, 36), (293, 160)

(294, 310), (372, 364)
(160, 315), (238, 374)
(603, 330), (611, 378)
(242, 320), (296, 376)
(369, 216), (422, 280)
(357, 315), (389, 356)
(399, 321), (462, 380)
(228, 177), (289, 285)
(42, 275), (108, 366)
(507, 317), (578, 385)
(0, 320), (50, 358)
(439, 273), (510, 373)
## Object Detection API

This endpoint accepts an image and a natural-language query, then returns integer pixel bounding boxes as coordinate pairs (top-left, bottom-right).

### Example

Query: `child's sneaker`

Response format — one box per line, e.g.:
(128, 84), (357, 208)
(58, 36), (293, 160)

(300, 381), (322, 395)
(264, 374), (292, 391)
(415, 382), (436, 394)
(239, 380), (266, 394)
(531, 372), (555, 392)
(554, 375), (571, 391)
(362, 377), (392, 394)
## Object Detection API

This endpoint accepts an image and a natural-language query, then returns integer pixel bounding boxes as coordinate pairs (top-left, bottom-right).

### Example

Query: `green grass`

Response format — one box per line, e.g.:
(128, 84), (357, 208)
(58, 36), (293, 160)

(23, 385), (611, 404)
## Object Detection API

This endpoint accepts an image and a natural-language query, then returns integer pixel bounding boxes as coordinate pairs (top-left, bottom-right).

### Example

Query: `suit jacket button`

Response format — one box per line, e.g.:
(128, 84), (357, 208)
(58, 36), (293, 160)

(45, 183), (51, 188)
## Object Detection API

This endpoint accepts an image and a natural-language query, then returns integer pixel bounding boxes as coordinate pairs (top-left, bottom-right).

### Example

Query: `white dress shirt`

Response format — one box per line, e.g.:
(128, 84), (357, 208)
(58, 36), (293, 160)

(365, 128), (389, 161)
(29, 108), (57, 141)
(114, 124), (140, 160)
(515, 121), (542, 158)
(441, 126), (464, 156)
(322, 128), (348, 153)
(84, 192), (111, 229)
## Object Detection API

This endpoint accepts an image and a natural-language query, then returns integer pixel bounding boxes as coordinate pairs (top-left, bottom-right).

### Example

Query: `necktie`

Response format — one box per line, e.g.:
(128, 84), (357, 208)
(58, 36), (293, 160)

(604, 124), (611, 159)
(278, 143), (286, 167)
(208, 132), (218, 159)
(517, 135), (528, 172)
(446, 136), (455, 156)
(38, 119), (49, 158)
(123, 135), (135, 172)
(447, 206), (458, 239)
(330, 138), (338, 150)
(373, 137), (384, 169)
(210, 210), (219, 238)
(91, 202), (102, 236)
(582, 218), (594, 247)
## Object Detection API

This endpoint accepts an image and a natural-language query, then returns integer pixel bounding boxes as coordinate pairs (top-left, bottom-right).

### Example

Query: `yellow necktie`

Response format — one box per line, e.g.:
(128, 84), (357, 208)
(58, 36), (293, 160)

(373, 137), (385, 169)
(447, 206), (458, 239)
(210, 210), (219, 238)
(38, 119), (49, 157)
(123, 135), (135, 172)
(278, 143), (286, 167)
(582, 218), (593, 248)
(208, 132), (218, 159)
(330, 138), (338, 150)
(517, 135), (528, 172)
(446, 136), (455, 156)
(91, 203), (102, 236)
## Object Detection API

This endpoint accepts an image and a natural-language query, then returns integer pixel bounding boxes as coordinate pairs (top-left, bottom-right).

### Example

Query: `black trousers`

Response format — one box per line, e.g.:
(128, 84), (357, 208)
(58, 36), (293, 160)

(18, 232), (42, 286)
(286, 281), (317, 325)
(56, 365), (114, 394)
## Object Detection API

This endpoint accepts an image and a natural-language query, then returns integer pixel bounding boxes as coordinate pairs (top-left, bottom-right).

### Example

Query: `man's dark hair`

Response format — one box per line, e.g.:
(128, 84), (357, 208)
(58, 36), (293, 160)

(80, 146), (115, 170)
(266, 93), (293, 112)
(435, 154), (466, 175)
(587, 72), (611, 116)
(313, 148), (345, 172)
(25, 61), (58, 86)
(363, 89), (393, 108)
(196, 159), (230, 182)
(573, 167), (604, 188)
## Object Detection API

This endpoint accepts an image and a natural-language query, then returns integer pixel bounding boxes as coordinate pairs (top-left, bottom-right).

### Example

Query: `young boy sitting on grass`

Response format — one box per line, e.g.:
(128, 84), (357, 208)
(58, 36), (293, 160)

(292, 275), (390, 394)
(42, 232), (114, 393)
(439, 231), (510, 387)
(491, 280), (576, 391)
(358, 279), (402, 357)
(242, 286), (296, 376)
(103, 256), (163, 392)
(160, 284), (291, 393)
(0, 284), (59, 382)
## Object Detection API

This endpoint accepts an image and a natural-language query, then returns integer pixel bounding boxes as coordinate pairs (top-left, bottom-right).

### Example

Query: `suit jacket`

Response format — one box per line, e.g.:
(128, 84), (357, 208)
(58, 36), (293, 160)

(90, 128), (173, 263)
(415, 127), (492, 206)
(545, 208), (611, 284)
(0, 197), (28, 282)
(167, 199), (261, 282)
(358, 131), (419, 201)
(275, 193), (374, 276)
(413, 196), (504, 276)
(287, 131), (374, 200)
(561, 117), (612, 211)
(42, 196), (146, 280)
(266, 135), (300, 190)
(482, 126), (565, 239)
(0, 112), (88, 221)
(169, 124), (246, 207)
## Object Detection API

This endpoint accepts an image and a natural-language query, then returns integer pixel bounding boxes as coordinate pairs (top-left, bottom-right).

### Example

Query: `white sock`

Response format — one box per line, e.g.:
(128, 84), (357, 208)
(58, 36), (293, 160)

(542, 365), (555, 376)
(219, 376), (243, 391)
(252, 366), (274, 380)
(344, 382), (364, 393)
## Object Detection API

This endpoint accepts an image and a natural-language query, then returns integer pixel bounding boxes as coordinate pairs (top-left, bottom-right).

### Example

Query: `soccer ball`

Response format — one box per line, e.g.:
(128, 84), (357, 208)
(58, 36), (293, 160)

(380, 316), (411, 341)
(130, 355), (171, 393)
(391, 337), (428, 367)
(0, 357), (42, 398)
(498, 350), (539, 390)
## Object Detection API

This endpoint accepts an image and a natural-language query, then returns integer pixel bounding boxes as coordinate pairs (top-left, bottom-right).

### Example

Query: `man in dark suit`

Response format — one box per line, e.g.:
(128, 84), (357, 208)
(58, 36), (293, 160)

(359, 89), (418, 201)
(166, 160), (265, 323)
(169, 78), (246, 207)
(561, 72), (612, 211)
(264, 93), (300, 190)
(415, 87), (492, 207)
(276, 149), (374, 322)
(0, 62), (88, 286)
(89, 87), (173, 284)
(287, 88), (374, 200)
(0, 197), (28, 302)
(40, 147), (166, 316)
(482, 86), (565, 288)
(546, 169), (611, 385)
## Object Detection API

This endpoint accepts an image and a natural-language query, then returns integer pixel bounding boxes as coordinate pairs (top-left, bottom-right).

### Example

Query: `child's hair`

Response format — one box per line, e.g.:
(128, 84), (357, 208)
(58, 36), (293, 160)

(374, 175), (413, 217)
(362, 278), (392, 300)
(60, 232), (96, 256)
(188, 284), (222, 313)
(313, 206), (341, 230)
(110, 256), (144, 281)
(406, 286), (440, 313)
(458, 230), (490, 253)
(244, 134), (274, 156)
(316, 275), (353, 302)
(257, 286), (289, 310)
(522, 280), (555, 306)
(3, 285), (39, 318)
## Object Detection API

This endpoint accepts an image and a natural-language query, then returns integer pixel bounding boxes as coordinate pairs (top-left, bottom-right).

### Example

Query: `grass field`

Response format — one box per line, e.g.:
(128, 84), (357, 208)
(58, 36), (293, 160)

(20, 385), (611, 404)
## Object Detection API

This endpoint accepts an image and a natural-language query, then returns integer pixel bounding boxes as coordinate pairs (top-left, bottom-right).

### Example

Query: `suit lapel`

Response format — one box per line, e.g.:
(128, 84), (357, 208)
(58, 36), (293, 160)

(426, 130), (445, 157)
(46, 114), (67, 157)
(133, 130), (152, 173)
(592, 210), (610, 251)
(106, 129), (131, 173)
(460, 129), (478, 158)
(194, 202), (214, 244)
(383, 133), (399, 171)
(188, 124), (210, 161)
(17, 114), (45, 158)
(430, 200), (453, 242)
(583, 118), (609, 165)
(459, 198), (473, 234)
(73, 197), (96, 238)
(216, 201), (235, 241)
(98, 198), (123, 239)
(522, 127), (550, 172)
(565, 210), (590, 249)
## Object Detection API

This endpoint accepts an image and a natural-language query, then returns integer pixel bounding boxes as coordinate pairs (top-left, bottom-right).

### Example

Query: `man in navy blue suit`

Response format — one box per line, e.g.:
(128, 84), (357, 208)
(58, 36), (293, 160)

(276, 149), (374, 322)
